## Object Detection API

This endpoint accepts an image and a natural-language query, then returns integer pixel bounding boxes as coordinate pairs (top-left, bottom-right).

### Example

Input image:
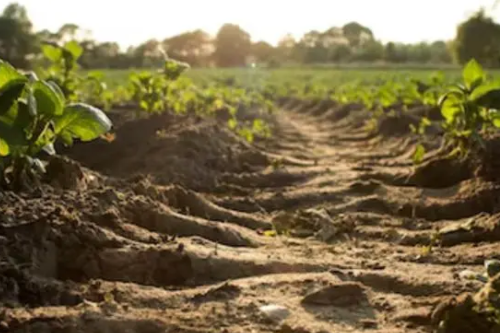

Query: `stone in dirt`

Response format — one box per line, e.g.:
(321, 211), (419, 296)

(301, 282), (368, 307)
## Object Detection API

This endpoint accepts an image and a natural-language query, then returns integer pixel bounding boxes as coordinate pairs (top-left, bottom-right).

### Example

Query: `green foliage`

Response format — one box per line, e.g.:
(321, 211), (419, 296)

(438, 59), (500, 154)
(41, 40), (83, 100)
(0, 60), (112, 189)
(129, 58), (190, 114)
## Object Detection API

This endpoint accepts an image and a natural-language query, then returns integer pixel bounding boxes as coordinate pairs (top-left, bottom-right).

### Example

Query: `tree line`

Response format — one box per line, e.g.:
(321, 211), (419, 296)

(1, 3), (499, 69)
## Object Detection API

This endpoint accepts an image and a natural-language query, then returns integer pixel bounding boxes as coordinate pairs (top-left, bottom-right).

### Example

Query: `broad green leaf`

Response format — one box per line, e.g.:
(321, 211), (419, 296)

(413, 144), (426, 165)
(473, 88), (500, 110)
(439, 92), (463, 123)
(0, 121), (28, 152)
(470, 81), (500, 100)
(41, 43), (62, 62)
(0, 79), (27, 115)
(46, 81), (66, 102)
(463, 59), (484, 91)
(54, 103), (112, 142)
(33, 81), (64, 116)
(64, 41), (83, 60)
(0, 137), (9, 156)
(0, 60), (25, 89)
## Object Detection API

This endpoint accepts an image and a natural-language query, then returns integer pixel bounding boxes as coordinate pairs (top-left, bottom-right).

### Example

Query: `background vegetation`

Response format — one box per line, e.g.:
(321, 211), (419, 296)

(2, 3), (500, 69)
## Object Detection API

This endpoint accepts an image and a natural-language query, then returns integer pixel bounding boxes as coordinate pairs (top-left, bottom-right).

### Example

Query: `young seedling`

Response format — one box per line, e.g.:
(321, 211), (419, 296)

(41, 40), (84, 101)
(0, 60), (112, 189)
(438, 59), (500, 156)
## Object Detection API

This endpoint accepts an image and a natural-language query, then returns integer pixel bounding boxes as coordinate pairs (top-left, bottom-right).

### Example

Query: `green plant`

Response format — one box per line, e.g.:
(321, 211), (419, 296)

(129, 58), (190, 115)
(0, 60), (112, 189)
(410, 117), (431, 164)
(438, 59), (500, 155)
(41, 40), (83, 101)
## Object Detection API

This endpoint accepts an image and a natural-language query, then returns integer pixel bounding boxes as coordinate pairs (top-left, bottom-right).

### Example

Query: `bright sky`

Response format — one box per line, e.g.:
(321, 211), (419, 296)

(3, 0), (499, 48)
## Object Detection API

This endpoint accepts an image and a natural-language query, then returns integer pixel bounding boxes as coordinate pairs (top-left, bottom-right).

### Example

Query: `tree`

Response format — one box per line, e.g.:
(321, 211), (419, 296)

(0, 3), (35, 67)
(213, 24), (251, 67)
(57, 23), (80, 43)
(163, 30), (212, 67)
(452, 9), (500, 66)
(276, 33), (298, 64)
(251, 41), (275, 64)
(342, 22), (373, 48)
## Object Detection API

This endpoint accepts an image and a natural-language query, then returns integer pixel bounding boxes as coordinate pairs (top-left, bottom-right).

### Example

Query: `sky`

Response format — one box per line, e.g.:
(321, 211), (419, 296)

(2, 0), (499, 49)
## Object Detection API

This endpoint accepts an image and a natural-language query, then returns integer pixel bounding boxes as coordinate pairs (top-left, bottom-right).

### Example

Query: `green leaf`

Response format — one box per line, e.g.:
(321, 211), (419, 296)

(33, 81), (64, 116)
(41, 43), (62, 62)
(463, 59), (484, 91)
(46, 81), (66, 102)
(0, 60), (25, 89)
(13, 100), (33, 130)
(64, 41), (83, 60)
(0, 79), (27, 115)
(0, 137), (9, 156)
(0, 121), (28, 153)
(54, 103), (112, 142)
(490, 111), (500, 128)
(440, 92), (463, 123)
(473, 87), (500, 110)
(413, 144), (426, 165)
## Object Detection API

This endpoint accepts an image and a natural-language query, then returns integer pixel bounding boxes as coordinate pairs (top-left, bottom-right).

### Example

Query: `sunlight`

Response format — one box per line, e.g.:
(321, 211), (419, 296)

(4, 0), (498, 48)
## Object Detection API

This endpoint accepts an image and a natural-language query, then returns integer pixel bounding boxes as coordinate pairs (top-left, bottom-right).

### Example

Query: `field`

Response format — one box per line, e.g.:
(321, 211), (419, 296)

(3, 51), (500, 333)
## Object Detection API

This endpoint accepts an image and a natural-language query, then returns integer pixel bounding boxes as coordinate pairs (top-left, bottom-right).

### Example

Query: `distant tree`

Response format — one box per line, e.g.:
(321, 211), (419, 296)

(213, 24), (251, 67)
(353, 40), (384, 62)
(429, 41), (452, 63)
(452, 9), (500, 66)
(276, 33), (298, 64)
(57, 23), (80, 43)
(163, 30), (212, 67)
(0, 3), (35, 68)
(251, 41), (275, 64)
(342, 22), (374, 48)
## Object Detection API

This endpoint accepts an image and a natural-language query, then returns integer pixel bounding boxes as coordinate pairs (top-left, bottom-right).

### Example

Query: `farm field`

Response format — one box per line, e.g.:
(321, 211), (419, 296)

(3, 47), (500, 333)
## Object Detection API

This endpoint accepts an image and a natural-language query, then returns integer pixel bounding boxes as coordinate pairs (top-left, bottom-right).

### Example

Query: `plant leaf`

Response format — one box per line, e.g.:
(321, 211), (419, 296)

(0, 137), (9, 156)
(463, 59), (485, 91)
(440, 93), (463, 123)
(0, 79), (27, 115)
(41, 43), (62, 62)
(413, 144), (426, 165)
(0, 60), (26, 89)
(33, 81), (64, 116)
(54, 103), (112, 142)
(473, 88), (500, 110)
(64, 41), (83, 60)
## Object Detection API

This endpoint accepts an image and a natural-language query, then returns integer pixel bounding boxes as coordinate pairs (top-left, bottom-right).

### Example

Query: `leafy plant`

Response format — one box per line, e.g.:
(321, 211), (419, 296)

(41, 40), (83, 101)
(410, 117), (431, 164)
(0, 60), (112, 189)
(129, 58), (190, 115)
(438, 59), (500, 155)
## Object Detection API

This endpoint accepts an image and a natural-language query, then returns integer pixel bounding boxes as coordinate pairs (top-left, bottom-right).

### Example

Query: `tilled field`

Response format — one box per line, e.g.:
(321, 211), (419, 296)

(1, 101), (499, 333)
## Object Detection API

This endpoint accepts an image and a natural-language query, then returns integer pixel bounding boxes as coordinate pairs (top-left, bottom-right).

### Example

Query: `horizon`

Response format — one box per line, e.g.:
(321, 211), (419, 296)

(2, 0), (500, 49)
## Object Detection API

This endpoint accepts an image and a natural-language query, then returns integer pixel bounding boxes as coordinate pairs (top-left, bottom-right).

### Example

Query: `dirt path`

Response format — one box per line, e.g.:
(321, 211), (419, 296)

(2, 102), (496, 333)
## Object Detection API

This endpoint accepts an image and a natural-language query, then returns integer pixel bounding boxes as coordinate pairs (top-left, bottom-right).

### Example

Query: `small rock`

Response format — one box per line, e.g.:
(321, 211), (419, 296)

(301, 282), (367, 306)
(259, 304), (290, 322)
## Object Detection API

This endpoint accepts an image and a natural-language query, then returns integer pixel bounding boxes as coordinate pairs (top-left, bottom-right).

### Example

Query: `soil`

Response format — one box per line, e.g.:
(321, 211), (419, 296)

(1, 102), (499, 333)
